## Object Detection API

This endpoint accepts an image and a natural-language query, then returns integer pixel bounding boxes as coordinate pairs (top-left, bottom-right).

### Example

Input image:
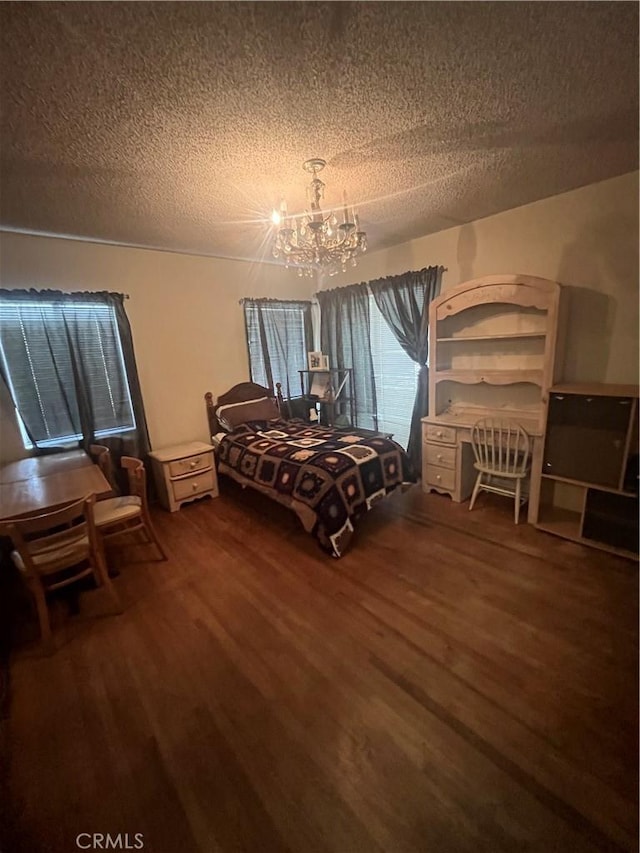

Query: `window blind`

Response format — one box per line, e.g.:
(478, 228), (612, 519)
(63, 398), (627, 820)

(0, 301), (136, 448)
(368, 294), (420, 448)
(244, 301), (311, 399)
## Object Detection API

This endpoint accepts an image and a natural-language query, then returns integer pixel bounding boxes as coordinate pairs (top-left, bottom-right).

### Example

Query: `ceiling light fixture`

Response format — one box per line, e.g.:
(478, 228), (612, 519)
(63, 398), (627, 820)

(271, 158), (367, 278)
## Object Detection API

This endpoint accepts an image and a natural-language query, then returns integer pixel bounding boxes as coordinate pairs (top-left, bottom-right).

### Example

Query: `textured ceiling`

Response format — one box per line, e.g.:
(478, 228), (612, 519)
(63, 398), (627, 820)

(1, 2), (638, 263)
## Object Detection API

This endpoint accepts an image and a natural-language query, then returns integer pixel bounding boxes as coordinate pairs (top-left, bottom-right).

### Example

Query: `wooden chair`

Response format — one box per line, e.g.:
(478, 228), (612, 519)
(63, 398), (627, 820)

(469, 418), (531, 524)
(93, 456), (167, 560)
(89, 444), (116, 493)
(0, 494), (121, 652)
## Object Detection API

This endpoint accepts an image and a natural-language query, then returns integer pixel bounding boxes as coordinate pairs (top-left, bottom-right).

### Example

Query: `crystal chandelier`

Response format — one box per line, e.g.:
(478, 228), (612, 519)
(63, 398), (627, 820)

(271, 158), (367, 277)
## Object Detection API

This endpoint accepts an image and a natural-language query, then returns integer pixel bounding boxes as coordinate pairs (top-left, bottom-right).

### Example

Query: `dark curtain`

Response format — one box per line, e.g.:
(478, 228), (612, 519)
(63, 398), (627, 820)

(243, 299), (312, 401)
(0, 289), (150, 489)
(316, 283), (377, 431)
(369, 266), (443, 471)
(110, 293), (151, 461)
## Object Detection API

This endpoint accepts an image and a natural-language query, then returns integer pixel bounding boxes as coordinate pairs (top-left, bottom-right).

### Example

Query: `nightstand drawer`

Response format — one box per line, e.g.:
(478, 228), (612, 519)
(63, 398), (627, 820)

(171, 468), (216, 501)
(424, 443), (456, 469)
(424, 464), (456, 491)
(424, 424), (456, 444)
(169, 453), (211, 478)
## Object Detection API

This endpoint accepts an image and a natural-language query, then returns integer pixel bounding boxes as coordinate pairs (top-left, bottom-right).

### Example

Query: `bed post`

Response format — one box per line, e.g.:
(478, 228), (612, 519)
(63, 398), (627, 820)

(204, 391), (218, 436)
(275, 382), (285, 417)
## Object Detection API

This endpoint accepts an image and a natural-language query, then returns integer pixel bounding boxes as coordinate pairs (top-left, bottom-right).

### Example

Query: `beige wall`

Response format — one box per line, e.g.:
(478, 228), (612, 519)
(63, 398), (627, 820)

(0, 235), (314, 461)
(1, 172), (637, 462)
(322, 171), (639, 386)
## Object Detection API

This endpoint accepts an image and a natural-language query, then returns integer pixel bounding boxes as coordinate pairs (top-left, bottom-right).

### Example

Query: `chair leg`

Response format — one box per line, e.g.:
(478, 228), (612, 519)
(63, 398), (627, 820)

(514, 478), (521, 525)
(469, 473), (483, 511)
(93, 549), (123, 615)
(30, 579), (53, 653)
(143, 513), (167, 561)
(94, 549), (105, 588)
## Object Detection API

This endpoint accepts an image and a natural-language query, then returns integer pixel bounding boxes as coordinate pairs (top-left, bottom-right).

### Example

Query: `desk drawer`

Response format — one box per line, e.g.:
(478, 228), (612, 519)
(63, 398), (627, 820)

(171, 468), (215, 501)
(424, 424), (456, 444)
(424, 443), (456, 470)
(424, 464), (456, 491)
(169, 453), (212, 478)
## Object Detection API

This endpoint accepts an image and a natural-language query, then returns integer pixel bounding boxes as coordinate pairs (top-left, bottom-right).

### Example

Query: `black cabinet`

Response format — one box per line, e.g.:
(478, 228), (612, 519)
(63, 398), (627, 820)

(543, 393), (633, 487)
(534, 384), (639, 559)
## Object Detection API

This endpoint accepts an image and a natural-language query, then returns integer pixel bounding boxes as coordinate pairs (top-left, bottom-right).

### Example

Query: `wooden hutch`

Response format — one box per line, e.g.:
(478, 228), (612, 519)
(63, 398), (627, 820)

(421, 274), (563, 523)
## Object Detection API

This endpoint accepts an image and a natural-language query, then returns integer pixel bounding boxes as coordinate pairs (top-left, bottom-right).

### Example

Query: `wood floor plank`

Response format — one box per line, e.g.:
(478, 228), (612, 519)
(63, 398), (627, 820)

(1, 483), (637, 853)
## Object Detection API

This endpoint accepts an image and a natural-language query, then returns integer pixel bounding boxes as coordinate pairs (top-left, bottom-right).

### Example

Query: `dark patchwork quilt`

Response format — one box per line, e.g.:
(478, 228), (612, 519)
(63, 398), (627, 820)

(217, 419), (416, 557)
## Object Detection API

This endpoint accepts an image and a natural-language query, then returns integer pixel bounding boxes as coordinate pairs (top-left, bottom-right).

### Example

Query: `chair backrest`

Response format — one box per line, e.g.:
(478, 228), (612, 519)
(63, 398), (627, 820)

(0, 494), (99, 579)
(89, 444), (115, 487)
(470, 419), (531, 475)
(121, 456), (148, 507)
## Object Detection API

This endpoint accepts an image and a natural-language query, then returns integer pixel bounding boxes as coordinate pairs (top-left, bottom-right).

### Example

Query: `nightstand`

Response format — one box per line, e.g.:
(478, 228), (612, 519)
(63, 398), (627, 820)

(149, 441), (218, 512)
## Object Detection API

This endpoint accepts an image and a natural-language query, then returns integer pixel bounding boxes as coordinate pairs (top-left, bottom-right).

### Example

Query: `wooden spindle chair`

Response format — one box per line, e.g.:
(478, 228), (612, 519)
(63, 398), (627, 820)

(469, 418), (531, 524)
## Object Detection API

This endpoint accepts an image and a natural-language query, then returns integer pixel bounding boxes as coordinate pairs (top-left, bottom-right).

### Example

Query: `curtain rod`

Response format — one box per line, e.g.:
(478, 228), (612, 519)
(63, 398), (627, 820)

(237, 266), (447, 305)
(237, 297), (313, 306)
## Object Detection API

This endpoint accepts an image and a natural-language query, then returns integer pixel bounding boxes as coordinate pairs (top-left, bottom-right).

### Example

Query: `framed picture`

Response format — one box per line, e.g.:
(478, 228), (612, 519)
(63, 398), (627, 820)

(308, 351), (326, 371)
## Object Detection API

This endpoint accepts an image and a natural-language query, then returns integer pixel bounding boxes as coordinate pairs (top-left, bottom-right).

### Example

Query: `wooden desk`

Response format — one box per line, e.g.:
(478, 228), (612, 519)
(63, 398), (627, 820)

(0, 464), (112, 520)
(0, 450), (92, 484)
(421, 415), (544, 524)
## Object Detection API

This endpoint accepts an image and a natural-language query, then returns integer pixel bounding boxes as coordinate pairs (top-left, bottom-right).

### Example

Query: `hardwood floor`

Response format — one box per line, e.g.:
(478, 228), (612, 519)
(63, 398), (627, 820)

(1, 480), (638, 853)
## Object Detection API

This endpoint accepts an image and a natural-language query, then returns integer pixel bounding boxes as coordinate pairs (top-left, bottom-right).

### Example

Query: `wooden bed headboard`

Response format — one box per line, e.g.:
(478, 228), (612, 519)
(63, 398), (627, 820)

(205, 382), (286, 436)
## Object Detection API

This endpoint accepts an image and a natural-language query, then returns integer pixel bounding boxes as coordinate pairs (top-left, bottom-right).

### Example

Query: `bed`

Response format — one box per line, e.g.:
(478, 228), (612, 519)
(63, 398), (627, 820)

(205, 382), (416, 557)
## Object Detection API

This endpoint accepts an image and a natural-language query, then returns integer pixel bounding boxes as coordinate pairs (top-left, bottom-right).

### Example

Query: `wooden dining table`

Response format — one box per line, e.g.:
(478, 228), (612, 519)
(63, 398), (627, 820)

(0, 450), (112, 520)
(0, 449), (93, 484)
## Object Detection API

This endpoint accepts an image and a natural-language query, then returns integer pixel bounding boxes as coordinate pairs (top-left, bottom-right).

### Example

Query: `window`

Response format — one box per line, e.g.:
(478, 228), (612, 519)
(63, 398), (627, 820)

(0, 300), (136, 449)
(244, 300), (312, 399)
(369, 294), (420, 448)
